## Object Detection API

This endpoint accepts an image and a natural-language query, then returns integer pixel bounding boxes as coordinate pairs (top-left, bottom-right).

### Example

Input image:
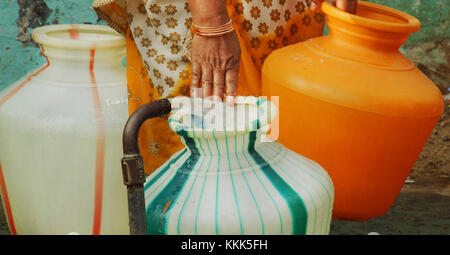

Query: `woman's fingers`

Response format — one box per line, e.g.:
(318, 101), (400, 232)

(225, 69), (238, 105)
(311, 0), (357, 14)
(213, 69), (226, 102)
(202, 65), (214, 100)
(311, 0), (324, 11)
(336, 0), (357, 14)
(194, 65), (237, 104)
(190, 63), (202, 97)
(193, 65), (237, 104)
(190, 31), (241, 104)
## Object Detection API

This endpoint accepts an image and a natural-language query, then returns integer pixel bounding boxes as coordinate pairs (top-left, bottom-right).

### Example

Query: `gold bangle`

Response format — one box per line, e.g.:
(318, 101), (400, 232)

(192, 18), (235, 38)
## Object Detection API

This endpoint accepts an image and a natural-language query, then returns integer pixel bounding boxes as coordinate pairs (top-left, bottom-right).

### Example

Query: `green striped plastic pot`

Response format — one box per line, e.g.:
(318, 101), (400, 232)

(144, 96), (334, 235)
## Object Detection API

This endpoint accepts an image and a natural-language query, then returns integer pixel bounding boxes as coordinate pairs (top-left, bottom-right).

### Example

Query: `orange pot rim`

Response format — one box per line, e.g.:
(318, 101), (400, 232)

(321, 1), (421, 34)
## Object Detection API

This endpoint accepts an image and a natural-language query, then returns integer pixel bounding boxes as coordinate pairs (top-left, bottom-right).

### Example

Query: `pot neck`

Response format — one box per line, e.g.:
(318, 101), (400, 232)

(40, 44), (125, 70)
(32, 24), (126, 85)
(179, 131), (275, 156)
(169, 97), (280, 175)
(315, 1), (420, 67)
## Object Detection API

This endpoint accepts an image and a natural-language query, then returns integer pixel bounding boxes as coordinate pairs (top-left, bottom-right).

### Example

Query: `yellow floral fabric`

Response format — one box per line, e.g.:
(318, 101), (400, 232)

(93, 0), (325, 174)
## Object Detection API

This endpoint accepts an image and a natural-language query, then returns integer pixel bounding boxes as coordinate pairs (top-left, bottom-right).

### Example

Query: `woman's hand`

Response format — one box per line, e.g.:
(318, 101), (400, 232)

(188, 0), (357, 104)
(190, 31), (240, 104)
(312, 0), (358, 14)
(188, 0), (240, 104)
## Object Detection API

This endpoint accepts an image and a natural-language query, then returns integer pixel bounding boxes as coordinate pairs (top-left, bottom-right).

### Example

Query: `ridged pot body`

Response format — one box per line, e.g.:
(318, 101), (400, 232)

(144, 97), (334, 235)
(261, 2), (444, 220)
(0, 25), (130, 234)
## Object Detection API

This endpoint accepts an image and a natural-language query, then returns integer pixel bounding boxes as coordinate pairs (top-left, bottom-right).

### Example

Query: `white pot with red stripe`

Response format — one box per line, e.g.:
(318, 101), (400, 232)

(0, 24), (130, 234)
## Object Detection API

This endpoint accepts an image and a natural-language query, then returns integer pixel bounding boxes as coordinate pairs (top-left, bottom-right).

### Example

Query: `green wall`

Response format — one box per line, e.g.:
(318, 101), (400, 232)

(0, 0), (101, 90)
(0, 0), (448, 91)
(369, 0), (449, 45)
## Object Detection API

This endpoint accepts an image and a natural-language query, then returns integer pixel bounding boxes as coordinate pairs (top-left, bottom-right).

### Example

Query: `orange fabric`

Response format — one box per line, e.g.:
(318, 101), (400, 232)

(126, 29), (185, 173)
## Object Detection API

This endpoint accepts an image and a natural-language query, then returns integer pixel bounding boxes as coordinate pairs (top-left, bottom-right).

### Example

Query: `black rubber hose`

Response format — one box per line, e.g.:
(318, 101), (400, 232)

(122, 98), (172, 155)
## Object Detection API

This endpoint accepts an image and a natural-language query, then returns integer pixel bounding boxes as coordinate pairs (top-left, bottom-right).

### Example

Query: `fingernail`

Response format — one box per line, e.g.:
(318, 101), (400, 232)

(191, 87), (201, 97)
(204, 95), (214, 102)
(226, 96), (235, 105)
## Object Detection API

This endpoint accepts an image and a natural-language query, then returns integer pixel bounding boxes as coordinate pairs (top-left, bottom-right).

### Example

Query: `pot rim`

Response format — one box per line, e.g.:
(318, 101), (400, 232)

(322, 1), (421, 34)
(168, 96), (277, 139)
(32, 24), (126, 50)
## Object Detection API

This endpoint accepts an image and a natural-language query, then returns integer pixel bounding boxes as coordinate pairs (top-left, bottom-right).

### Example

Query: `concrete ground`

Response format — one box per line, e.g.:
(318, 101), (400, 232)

(330, 176), (450, 235)
(1, 175), (448, 235)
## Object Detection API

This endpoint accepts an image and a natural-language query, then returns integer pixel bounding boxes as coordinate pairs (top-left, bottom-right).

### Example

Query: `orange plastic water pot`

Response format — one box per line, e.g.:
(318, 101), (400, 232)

(261, 1), (444, 221)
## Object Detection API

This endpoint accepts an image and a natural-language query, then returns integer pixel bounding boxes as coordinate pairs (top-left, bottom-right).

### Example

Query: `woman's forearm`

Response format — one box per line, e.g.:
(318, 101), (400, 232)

(187, 0), (230, 26)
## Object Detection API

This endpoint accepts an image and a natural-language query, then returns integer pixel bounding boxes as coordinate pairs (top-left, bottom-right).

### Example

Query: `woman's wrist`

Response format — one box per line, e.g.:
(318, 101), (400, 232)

(188, 0), (230, 27)
(194, 13), (230, 27)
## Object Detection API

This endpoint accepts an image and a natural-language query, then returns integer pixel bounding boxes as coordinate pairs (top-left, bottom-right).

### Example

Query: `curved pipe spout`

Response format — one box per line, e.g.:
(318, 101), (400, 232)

(122, 99), (172, 155)
(121, 98), (172, 235)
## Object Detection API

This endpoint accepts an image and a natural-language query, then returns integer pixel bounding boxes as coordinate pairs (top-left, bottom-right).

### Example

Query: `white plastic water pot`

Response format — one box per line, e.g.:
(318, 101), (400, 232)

(144, 97), (335, 235)
(0, 24), (129, 234)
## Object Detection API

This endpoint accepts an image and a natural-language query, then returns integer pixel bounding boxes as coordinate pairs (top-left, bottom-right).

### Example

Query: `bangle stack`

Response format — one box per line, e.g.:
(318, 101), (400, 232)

(192, 19), (235, 38)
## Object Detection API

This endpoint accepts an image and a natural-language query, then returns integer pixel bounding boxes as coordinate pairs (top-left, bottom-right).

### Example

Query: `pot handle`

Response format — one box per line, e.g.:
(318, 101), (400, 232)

(120, 98), (172, 235)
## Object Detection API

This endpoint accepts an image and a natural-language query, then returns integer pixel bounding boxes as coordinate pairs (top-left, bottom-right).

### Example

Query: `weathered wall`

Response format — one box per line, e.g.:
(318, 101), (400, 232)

(0, 0), (102, 90)
(0, 0), (448, 91)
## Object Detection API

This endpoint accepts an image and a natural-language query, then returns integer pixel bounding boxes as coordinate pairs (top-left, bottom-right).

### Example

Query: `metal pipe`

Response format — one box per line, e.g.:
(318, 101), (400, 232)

(122, 99), (172, 155)
(120, 98), (172, 235)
